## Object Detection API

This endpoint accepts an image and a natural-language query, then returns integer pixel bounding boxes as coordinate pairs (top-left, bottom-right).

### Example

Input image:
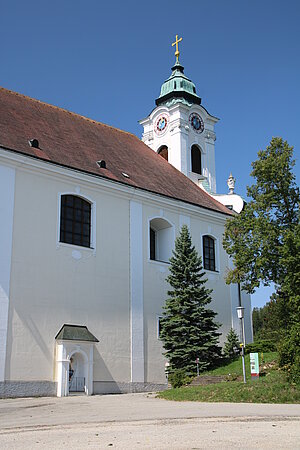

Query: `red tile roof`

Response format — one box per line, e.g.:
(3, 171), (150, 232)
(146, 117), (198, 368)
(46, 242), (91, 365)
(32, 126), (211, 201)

(0, 87), (231, 215)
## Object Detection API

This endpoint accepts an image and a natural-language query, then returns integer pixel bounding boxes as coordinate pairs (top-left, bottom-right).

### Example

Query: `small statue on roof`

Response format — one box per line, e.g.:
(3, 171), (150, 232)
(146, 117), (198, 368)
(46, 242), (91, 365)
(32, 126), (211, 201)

(227, 173), (236, 194)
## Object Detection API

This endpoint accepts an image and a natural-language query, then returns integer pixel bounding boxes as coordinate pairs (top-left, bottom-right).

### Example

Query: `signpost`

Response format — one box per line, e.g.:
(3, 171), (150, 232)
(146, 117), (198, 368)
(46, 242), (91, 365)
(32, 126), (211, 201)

(250, 352), (259, 379)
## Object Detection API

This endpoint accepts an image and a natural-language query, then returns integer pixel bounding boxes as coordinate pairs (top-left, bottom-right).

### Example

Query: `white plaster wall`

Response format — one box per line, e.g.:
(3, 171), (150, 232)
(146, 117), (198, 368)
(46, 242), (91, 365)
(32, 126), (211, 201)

(213, 193), (244, 213)
(0, 165), (15, 381)
(130, 201), (144, 382)
(143, 205), (237, 384)
(4, 156), (251, 389)
(6, 169), (131, 383)
(141, 103), (218, 193)
(191, 217), (233, 345)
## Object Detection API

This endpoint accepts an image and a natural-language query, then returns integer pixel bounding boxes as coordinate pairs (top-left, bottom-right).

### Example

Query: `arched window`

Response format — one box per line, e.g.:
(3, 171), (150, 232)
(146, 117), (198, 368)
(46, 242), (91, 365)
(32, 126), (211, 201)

(158, 145), (168, 161)
(191, 145), (201, 174)
(60, 195), (91, 248)
(203, 235), (216, 271)
(149, 218), (173, 263)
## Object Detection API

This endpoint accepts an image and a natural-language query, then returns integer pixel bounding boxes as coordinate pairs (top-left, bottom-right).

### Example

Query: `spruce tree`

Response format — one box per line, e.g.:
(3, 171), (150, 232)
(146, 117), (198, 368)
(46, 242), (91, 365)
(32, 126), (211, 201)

(223, 328), (240, 359)
(160, 225), (221, 375)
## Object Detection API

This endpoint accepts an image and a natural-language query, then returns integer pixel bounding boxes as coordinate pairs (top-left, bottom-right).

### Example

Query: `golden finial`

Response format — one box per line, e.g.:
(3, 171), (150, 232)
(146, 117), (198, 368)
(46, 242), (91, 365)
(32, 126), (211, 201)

(172, 34), (183, 63)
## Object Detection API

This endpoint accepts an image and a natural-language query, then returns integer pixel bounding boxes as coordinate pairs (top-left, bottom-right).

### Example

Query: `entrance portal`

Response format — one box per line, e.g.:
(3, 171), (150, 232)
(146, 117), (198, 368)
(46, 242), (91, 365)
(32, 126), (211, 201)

(55, 324), (99, 397)
(69, 353), (86, 393)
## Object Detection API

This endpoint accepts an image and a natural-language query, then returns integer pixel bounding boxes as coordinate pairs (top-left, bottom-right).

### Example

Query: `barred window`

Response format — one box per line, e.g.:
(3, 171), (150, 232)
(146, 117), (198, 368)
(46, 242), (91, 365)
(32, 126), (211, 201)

(60, 195), (91, 248)
(203, 235), (216, 271)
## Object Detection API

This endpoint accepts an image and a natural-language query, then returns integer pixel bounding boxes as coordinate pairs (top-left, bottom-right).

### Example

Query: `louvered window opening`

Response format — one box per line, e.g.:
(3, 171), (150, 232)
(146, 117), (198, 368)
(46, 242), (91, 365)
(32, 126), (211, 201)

(191, 145), (201, 175)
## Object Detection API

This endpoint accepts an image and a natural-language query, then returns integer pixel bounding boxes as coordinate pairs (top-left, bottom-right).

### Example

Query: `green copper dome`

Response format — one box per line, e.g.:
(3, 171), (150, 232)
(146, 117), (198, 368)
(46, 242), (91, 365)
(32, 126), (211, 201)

(156, 61), (201, 106)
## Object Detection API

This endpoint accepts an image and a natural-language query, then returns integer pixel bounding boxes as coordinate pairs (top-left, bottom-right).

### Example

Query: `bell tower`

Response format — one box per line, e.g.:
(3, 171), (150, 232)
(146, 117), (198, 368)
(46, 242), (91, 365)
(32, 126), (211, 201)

(139, 35), (218, 194)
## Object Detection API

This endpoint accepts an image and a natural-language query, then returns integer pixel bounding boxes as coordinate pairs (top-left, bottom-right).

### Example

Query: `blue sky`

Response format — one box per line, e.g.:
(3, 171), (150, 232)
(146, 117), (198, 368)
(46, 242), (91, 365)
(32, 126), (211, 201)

(1, 0), (299, 308)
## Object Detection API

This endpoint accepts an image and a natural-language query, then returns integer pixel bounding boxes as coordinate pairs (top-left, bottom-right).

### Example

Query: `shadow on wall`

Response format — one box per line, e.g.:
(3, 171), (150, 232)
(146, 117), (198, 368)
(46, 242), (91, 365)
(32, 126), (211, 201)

(93, 346), (122, 394)
(5, 307), (54, 380)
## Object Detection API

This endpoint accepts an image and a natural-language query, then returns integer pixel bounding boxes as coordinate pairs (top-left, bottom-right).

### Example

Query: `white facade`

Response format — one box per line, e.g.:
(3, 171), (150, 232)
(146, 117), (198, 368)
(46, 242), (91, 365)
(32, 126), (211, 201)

(0, 147), (252, 398)
(0, 56), (253, 397)
(140, 103), (218, 194)
(140, 66), (245, 213)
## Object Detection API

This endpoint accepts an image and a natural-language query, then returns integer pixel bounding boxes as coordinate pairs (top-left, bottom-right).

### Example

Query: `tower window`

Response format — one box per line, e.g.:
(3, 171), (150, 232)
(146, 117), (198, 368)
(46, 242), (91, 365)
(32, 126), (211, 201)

(191, 145), (202, 175)
(157, 145), (168, 161)
(203, 235), (216, 271)
(60, 195), (91, 248)
(174, 81), (177, 89)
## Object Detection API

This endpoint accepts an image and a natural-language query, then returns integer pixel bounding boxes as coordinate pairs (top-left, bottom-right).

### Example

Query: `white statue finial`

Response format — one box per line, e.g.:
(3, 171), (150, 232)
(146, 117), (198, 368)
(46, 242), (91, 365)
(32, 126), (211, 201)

(227, 173), (236, 194)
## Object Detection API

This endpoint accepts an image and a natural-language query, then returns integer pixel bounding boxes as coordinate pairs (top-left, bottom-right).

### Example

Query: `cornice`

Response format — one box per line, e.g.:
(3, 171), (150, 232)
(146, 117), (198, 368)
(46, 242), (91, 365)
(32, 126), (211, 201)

(0, 146), (231, 224)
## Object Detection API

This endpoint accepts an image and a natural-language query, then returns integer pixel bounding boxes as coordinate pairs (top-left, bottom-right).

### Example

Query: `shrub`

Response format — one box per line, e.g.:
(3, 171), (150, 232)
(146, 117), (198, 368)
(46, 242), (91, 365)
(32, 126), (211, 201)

(223, 328), (240, 359)
(278, 323), (300, 384)
(245, 339), (277, 354)
(168, 369), (193, 388)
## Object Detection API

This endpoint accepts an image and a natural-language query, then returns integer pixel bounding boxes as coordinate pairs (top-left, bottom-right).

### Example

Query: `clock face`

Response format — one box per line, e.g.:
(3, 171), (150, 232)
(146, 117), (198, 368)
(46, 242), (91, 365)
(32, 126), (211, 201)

(155, 115), (169, 135)
(189, 113), (204, 133)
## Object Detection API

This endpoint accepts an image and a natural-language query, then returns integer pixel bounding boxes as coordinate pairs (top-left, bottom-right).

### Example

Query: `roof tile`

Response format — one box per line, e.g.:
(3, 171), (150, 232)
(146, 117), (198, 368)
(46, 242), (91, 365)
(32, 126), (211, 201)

(0, 87), (231, 215)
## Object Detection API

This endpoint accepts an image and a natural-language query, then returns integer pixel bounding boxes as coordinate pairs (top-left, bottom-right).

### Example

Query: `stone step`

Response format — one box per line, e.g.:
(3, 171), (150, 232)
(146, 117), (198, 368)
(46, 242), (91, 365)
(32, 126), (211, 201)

(189, 375), (227, 386)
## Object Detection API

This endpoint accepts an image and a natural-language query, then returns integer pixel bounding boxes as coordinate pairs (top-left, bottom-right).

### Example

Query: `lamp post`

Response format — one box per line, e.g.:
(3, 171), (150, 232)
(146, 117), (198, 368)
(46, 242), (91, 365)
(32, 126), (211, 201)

(236, 306), (246, 384)
(165, 362), (170, 385)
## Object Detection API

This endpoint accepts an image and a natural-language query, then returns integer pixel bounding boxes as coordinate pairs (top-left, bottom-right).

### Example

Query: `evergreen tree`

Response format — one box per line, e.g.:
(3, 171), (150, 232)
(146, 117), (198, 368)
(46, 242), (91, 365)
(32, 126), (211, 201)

(160, 225), (221, 375)
(223, 328), (240, 359)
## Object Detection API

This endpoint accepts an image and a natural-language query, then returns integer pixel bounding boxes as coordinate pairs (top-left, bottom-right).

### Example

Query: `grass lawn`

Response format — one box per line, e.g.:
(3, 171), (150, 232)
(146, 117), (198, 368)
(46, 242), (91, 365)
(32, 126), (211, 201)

(158, 352), (300, 403)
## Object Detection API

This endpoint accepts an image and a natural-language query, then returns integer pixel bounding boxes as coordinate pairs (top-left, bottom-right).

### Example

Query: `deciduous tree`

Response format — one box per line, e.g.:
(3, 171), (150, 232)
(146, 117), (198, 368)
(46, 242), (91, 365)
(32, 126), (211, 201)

(223, 137), (299, 323)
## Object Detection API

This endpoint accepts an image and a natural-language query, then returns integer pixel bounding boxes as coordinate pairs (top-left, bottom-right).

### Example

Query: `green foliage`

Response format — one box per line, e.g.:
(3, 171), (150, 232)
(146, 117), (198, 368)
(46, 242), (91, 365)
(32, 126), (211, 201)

(160, 225), (221, 375)
(159, 352), (300, 404)
(245, 339), (277, 354)
(223, 328), (240, 359)
(252, 295), (286, 341)
(278, 323), (300, 385)
(168, 369), (193, 388)
(223, 137), (300, 328)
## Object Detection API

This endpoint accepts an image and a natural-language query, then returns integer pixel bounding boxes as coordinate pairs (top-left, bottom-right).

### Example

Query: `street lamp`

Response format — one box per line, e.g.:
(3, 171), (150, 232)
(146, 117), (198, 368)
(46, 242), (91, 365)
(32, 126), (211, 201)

(165, 362), (170, 385)
(236, 306), (246, 384)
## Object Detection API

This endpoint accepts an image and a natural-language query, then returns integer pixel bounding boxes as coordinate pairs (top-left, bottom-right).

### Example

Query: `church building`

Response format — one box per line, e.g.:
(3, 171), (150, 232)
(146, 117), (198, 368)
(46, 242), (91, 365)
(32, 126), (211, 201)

(0, 38), (252, 398)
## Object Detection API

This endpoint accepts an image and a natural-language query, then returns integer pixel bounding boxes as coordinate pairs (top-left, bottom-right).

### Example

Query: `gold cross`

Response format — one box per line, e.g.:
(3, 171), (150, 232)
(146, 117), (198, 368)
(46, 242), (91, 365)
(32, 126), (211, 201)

(172, 34), (183, 62)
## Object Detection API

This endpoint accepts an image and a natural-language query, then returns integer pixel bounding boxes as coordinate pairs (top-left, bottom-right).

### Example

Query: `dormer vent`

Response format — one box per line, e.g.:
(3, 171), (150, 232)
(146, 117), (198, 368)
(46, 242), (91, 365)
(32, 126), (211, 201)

(28, 138), (39, 148)
(97, 160), (106, 169)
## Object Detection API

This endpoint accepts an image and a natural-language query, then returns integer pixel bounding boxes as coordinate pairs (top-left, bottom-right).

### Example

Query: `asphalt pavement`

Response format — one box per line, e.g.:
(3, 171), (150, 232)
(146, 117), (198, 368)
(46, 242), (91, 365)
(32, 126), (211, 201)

(0, 393), (299, 449)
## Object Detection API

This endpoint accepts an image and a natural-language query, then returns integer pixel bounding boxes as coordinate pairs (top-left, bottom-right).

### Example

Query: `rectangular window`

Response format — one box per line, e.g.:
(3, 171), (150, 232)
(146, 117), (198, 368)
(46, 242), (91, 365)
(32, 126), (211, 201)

(60, 195), (91, 248)
(150, 228), (156, 260)
(203, 235), (216, 271)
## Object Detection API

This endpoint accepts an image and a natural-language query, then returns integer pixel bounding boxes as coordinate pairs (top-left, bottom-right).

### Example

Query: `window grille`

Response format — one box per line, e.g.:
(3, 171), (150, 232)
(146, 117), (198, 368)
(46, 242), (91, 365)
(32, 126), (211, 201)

(60, 195), (91, 248)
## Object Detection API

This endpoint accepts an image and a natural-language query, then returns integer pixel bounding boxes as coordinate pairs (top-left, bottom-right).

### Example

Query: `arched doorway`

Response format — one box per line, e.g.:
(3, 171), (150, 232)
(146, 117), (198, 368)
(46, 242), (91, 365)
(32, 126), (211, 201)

(69, 352), (87, 393)
(55, 324), (99, 397)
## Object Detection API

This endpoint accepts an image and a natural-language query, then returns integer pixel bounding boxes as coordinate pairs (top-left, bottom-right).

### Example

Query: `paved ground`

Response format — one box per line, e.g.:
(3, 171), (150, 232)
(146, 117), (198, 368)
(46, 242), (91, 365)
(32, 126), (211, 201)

(0, 393), (299, 449)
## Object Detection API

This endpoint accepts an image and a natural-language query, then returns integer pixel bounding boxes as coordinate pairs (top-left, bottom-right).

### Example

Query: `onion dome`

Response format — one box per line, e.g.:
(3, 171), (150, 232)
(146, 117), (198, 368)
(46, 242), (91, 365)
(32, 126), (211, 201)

(156, 60), (201, 106)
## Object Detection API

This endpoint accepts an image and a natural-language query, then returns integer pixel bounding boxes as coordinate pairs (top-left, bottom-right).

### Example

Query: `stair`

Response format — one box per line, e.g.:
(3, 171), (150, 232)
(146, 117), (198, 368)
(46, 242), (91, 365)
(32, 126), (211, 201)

(189, 375), (227, 386)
